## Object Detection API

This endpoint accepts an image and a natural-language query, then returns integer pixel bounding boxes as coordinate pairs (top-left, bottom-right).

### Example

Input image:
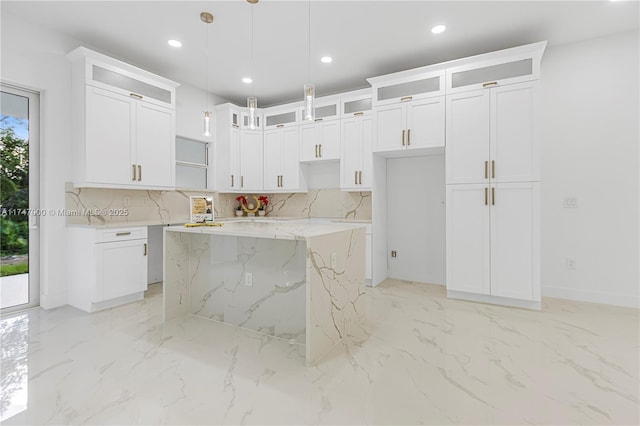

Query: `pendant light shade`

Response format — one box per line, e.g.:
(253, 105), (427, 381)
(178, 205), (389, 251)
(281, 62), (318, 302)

(247, 96), (258, 129)
(203, 111), (212, 136)
(304, 84), (315, 121)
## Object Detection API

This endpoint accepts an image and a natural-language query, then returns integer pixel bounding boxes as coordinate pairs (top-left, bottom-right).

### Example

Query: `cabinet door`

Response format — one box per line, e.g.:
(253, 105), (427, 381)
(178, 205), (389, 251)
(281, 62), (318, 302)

(299, 123), (318, 162)
(263, 129), (282, 190)
(229, 127), (241, 189)
(406, 97), (445, 150)
(491, 81), (538, 183)
(280, 127), (300, 190)
(240, 130), (263, 191)
(490, 183), (539, 301)
(446, 185), (490, 295)
(95, 239), (147, 302)
(375, 103), (405, 152)
(445, 90), (490, 184)
(359, 116), (373, 188)
(341, 117), (361, 188)
(136, 102), (175, 187)
(318, 120), (340, 160)
(85, 86), (134, 185)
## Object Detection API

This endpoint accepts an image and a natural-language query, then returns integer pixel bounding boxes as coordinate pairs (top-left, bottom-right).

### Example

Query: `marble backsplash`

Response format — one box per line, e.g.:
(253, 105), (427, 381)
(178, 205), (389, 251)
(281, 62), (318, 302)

(64, 183), (216, 225)
(65, 184), (371, 225)
(215, 190), (371, 220)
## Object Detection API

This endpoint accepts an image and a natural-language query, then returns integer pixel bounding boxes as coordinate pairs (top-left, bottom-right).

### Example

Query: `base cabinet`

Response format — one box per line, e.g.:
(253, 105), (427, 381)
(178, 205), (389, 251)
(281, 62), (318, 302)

(446, 183), (540, 306)
(68, 226), (148, 312)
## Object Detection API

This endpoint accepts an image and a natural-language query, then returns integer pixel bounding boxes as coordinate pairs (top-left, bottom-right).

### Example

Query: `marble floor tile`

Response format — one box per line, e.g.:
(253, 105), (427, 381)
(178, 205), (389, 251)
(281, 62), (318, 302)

(1, 280), (638, 425)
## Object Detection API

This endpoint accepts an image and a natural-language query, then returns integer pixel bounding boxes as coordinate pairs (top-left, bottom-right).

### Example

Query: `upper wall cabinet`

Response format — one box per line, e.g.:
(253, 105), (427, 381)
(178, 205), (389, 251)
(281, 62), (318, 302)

(263, 105), (300, 130)
(445, 41), (546, 95)
(368, 69), (445, 156)
(370, 70), (445, 107)
(68, 47), (179, 189)
(300, 96), (341, 163)
(215, 103), (264, 192)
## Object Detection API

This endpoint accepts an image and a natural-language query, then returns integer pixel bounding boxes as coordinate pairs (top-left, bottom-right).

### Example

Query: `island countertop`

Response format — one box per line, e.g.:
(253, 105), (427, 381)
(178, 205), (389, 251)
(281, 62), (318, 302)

(164, 220), (366, 240)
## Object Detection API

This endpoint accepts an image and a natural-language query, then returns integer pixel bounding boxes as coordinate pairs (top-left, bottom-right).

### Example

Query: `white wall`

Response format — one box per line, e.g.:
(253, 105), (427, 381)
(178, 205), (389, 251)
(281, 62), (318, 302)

(386, 155), (446, 284)
(1, 12), (225, 308)
(540, 30), (639, 308)
(1, 13), (76, 308)
(175, 83), (227, 142)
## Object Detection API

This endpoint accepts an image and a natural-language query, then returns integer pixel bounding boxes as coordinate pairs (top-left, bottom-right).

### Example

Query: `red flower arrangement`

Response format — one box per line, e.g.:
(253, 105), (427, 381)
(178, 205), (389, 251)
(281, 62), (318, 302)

(235, 195), (248, 210)
(258, 195), (269, 210)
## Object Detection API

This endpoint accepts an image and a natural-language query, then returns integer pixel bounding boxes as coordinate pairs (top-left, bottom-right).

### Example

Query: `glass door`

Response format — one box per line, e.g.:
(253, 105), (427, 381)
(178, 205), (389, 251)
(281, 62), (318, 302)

(0, 84), (40, 312)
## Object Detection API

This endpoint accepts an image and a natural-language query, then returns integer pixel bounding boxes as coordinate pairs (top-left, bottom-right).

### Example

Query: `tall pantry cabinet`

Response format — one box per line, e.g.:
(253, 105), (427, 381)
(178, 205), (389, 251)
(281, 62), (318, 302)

(445, 42), (545, 309)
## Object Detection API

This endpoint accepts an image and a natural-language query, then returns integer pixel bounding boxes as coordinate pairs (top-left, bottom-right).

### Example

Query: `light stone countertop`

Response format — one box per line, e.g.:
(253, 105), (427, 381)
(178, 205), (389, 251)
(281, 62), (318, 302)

(66, 216), (371, 229)
(164, 220), (366, 240)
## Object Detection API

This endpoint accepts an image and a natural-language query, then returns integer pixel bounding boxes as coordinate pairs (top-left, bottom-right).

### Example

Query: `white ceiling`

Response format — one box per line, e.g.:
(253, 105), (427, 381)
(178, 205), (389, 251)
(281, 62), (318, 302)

(2, 1), (639, 106)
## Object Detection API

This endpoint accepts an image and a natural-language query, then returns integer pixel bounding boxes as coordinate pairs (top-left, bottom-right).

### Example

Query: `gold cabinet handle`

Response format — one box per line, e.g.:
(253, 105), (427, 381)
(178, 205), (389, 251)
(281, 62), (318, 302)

(129, 93), (143, 100)
(402, 129), (405, 146)
(400, 96), (413, 102)
(232, 123), (240, 128)
(143, 243), (147, 256)
(407, 129), (411, 146)
(138, 165), (142, 181)
(484, 188), (488, 205)
(231, 175), (234, 187)
(280, 175), (283, 187)
(116, 232), (131, 236)
(492, 160), (495, 179)
(492, 187), (495, 205)
(484, 161), (488, 179)
(276, 124), (285, 128)
(483, 82), (498, 88)
(319, 144), (322, 157)
(354, 171), (358, 185)
(314, 118), (323, 122)
(358, 171), (362, 185)
(315, 145), (318, 158)
(241, 175), (244, 188)
(353, 112), (364, 116)
(132, 164), (137, 181)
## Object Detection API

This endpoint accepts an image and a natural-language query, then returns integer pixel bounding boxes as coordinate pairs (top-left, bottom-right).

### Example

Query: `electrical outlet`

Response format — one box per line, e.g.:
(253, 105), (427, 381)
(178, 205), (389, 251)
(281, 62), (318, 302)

(391, 250), (397, 258)
(566, 258), (576, 270)
(563, 197), (578, 208)
(123, 197), (130, 206)
(331, 252), (337, 268)
(245, 272), (253, 286)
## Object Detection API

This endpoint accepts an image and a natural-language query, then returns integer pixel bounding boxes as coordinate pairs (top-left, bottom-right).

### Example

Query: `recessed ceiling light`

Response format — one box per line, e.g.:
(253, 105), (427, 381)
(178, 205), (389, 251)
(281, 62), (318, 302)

(431, 25), (446, 34)
(167, 39), (182, 48)
(320, 56), (333, 64)
(242, 77), (253, 84)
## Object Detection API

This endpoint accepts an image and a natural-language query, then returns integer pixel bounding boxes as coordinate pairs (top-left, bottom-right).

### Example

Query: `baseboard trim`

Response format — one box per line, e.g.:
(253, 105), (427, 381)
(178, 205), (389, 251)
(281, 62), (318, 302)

(542, 286), (639, 309)
(447, 290), (541, 310)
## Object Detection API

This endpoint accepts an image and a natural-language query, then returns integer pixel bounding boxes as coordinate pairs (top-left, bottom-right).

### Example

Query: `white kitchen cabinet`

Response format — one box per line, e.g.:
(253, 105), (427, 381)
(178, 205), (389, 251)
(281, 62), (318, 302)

(216, 103), (264, 192)
(446, 81), (538, 184)
(239, 129), (264, 191)
(300, 120), (340, 162)
(375, 96), (445, 153)
(68, 47), (178, 189)
(175, 137), (210, 190)
(263, 105), (300, 130)
(68, 226), (148, 313)
(445, 41), (545, 95)
(340, 114), (372, 190)
(370, 70), (445, 107)
(264, 127), (307, 192)
(446, 183), (539, 305)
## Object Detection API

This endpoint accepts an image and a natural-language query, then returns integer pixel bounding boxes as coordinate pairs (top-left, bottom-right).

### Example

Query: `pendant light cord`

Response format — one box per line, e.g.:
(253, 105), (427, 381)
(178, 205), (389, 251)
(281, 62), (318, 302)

(307, 0), (311, 83)
(205, 20), (210, 112)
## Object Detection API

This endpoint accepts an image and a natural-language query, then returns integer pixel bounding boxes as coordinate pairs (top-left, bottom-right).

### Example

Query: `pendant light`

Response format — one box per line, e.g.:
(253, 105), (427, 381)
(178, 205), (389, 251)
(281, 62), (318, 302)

(201, 11), (214, 136)
(304, 0), (315, 121)
(246, 0), (258, 129)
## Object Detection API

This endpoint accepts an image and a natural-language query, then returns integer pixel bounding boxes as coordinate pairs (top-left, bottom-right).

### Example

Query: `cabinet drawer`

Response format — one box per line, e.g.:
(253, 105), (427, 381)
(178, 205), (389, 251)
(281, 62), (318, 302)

(97, 227), (147, 243)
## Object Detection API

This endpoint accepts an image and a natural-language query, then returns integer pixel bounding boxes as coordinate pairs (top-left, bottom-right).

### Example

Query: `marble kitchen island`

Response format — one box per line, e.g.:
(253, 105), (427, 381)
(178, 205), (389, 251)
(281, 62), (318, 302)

(163, 221), (366, 366)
